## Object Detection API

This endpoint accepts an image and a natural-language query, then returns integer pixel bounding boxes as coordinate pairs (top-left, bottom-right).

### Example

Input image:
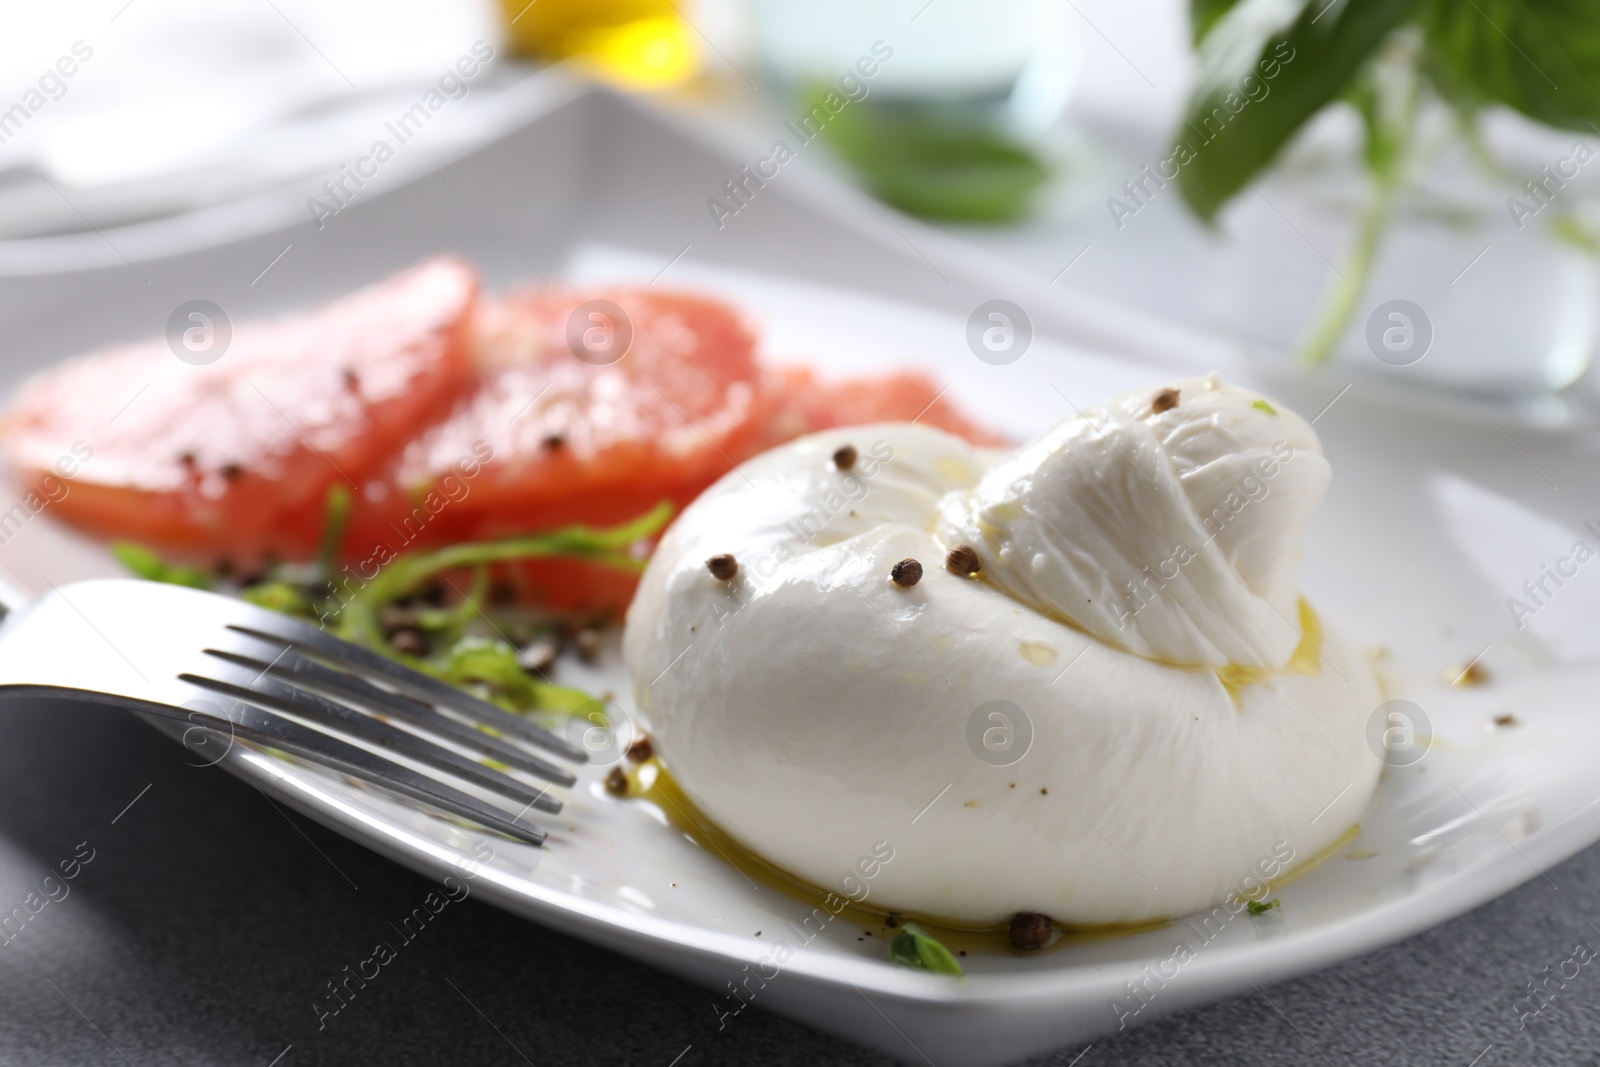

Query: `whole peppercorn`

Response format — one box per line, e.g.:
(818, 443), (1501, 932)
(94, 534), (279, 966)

(707, 554), (739, 581)
(387, 628), (426, 657)
(1008, 912), (1053, 951)
(517, 637), (559, 675)
(946, 545), (981, 576)
(571, 627), (602, 663)
(890, 558), (923, 587)
(832, 444), (858, 470)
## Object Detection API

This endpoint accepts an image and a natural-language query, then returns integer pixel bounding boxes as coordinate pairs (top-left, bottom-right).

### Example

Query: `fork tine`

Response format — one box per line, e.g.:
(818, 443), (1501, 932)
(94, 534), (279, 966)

(141, 693), (547, 845)
(181, 668), (564, 815)
(207, 641), (578, 786)
(227, 620), (588, 762)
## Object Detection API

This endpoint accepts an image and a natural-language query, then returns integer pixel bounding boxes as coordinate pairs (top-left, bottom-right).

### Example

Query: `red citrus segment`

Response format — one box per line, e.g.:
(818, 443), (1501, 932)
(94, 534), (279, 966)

(2, 257), (479, 564)
(760, 365), (1010, 448)
(343, 287), (764, 560)
(5, 267), (1007, 617)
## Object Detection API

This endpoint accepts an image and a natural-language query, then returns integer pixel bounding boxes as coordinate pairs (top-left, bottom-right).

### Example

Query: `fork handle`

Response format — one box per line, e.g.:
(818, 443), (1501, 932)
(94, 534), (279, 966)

(7, 686), (547, 846)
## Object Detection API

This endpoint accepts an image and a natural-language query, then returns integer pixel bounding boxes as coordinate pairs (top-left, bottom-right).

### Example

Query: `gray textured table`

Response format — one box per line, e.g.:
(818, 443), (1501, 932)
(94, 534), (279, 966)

(0, 697), (1588, 1066)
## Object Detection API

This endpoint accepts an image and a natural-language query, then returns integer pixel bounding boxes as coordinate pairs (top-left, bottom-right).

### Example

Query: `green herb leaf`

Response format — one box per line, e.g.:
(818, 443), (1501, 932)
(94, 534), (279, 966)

(1252, 398), (1278, 413)
(887, 923), (965, 975)
(437, 635), (541, 708)
(428, 633), (591, 716)
(1344, 42), (1419, 180)
(1247, 898), (1281, 915)
(414, 626), (592, 716)
(1192, 0), (1246, 44)
(115, 505), (671, 719)
(1177, 0), (1425, 221)
(1422, 0), (1600, 132)
(240, 580), (315, 617)
(439, 636), (523, 691)
(323, 504), (670, 714)
(110, 542), (212, 589)
(316, 482), (352, 578)
(814, 95), (1050, 223)
(331, 501), (673, 649)
(1550, 213), (1600, 255)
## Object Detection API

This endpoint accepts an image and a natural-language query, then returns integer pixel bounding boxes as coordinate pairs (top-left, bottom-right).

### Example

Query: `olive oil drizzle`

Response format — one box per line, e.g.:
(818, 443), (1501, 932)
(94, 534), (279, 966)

(1216, 598), (1324, 705)
(614, 762), (1363, 957)
(611, 597), (1353, 958)
(625, 761), (1167, 957)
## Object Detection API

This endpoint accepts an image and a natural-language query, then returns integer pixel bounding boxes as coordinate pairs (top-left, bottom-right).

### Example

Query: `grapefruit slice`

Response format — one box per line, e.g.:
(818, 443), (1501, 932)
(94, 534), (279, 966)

(6, 267), (1006, 619)
(338, 287), (766, 613)
(760, 365), (1010, 448)
(2, 257), (479, 565)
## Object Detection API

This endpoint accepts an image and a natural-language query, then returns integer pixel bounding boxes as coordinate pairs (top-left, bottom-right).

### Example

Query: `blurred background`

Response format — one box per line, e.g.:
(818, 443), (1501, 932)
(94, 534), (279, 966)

(4, 0), (1598, 420)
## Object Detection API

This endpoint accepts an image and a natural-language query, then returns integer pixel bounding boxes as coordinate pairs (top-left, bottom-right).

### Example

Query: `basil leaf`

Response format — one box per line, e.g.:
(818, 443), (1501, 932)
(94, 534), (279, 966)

(1344, 41), (1419, 178)
(887, 923), (965, 975)
(1177, 0), (1425, 220)
(815, 95), (1049, 223)
(1193, 0), (1248, 44)
(1422, 0), (1600, 131)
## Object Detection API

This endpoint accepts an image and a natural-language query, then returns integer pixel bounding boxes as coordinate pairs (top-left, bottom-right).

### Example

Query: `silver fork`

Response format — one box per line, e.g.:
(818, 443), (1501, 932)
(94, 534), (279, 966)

(0, 578), (588, 846)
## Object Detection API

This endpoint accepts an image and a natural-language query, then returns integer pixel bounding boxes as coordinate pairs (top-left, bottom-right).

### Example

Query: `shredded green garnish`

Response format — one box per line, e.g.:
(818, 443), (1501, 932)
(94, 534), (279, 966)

(110, 542), (212, 590)
(1252, 399), (1277, 415)
(240, 580), (314, 616)
(111, 501), (673, 717)
(1247, 898), (1280, 915)
(437, 635), (590, 715)
(330, 501), (672, 651)
(888, 923), (965, 975)
(316, 483), (352, 577)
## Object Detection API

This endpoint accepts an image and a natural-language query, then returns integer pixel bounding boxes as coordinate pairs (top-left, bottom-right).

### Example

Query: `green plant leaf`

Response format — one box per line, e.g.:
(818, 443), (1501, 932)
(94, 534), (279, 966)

(1551, 213), (1600, 255)
(1343, 39), (1421, 179)
(1247, 897), (1281, 914)
(1421, 0), (1600, 131)
(815, 96), (1050, 223)
(1193, 0), (1248, 43)
(1177, 0), (1425, 220)
(887, 923), (965, 975)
